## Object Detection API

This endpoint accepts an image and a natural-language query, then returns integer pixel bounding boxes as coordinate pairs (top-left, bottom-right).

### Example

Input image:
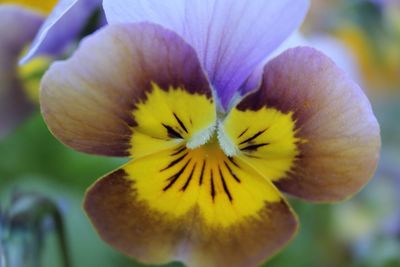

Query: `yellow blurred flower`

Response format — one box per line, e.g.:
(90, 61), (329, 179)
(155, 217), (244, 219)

(334, 24), (400, 93)
(0, 0), (57, 15)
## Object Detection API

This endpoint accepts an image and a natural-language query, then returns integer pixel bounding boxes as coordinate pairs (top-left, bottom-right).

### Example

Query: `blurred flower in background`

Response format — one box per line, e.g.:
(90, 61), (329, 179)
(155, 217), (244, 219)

(0, 5), (45, 139)
(0, 0), (101, 139)
(303, 0), (400, 96)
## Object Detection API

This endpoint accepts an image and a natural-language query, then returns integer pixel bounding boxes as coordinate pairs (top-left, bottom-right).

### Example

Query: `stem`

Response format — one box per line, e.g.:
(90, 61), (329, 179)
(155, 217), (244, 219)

(7, 192), (72, 267)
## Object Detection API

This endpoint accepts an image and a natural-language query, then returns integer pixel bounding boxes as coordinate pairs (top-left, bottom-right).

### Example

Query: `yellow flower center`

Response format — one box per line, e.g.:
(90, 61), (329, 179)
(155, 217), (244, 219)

(124, 83), (302, 227)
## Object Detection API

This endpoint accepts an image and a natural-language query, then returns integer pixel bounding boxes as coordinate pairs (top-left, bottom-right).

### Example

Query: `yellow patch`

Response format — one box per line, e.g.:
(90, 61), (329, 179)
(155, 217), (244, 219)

(125, 86), (299, 227)
(334, 25), (400, 90)
(18, 56), (51, 103)
(129, 84), (216, 158)
(222, 107), (302, 182)
(124, 142), (282, 227)
(1, 0), (57, 14)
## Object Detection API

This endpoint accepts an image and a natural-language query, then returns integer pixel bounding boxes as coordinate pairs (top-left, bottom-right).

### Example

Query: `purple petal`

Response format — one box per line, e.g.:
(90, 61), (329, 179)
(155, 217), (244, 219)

(240, 32), (308, 96)
(241, 33), (360, 95)
(103, 0), (310, 109)
(0, 6), (43, 138)
(20, 0), (101, 63)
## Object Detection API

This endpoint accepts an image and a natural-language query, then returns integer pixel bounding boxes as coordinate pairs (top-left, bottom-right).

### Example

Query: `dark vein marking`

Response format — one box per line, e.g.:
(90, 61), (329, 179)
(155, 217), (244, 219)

(163, 160), (191, 191)
(173, 113), (188, 134)
(162, 123), (183, 139)
(150, 135), (169, 140)
(170, 146), (186, 156)
(160, 152), (188, 172)
(239, 129), (267, 145)
(241, 143), (270, 152)
(166, 159), (191, 181)
(238, 128), (249, 138)
(223, 161), (241, 183)
(228, 157), (239, 168)
(181, 163), (196, 191)
(219, 166), (233, 202)
(199, 160), (206, 185)
(243, 153), (261, 159)
(210, 169), (216, 201)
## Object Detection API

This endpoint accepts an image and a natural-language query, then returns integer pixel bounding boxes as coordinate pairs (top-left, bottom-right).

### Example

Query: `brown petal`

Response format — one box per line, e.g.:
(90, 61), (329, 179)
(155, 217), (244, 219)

(85, 145), (298, 267)
(235, 47), (380, 202)
(41, 23), (213, 157)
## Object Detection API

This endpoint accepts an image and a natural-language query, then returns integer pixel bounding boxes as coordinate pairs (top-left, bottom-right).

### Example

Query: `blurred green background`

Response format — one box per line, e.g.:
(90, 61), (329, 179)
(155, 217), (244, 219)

(1, 0), (400, 266)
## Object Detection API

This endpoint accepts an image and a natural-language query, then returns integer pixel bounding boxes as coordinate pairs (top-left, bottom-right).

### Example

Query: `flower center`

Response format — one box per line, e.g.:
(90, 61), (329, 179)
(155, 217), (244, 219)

(124, 141), (282, 227)
(125, 84), (302, 226)
(160, 140), (239, 201)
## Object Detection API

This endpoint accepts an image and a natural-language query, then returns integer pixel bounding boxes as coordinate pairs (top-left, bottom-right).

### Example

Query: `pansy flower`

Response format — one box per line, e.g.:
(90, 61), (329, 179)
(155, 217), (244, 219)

(20, 0), (101, 63)
(0, 5), (44, 138)
(0, 0), (100, 138)
(40, 0), (380, 266)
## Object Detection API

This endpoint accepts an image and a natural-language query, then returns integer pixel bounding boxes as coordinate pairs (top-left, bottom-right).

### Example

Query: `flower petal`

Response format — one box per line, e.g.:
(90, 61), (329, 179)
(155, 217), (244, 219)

(41, 23), (214, 157)
(219, 106), (301, 182)
(20, 0), (101, 63)
(0, 6), (43, 138)
(103, 0), (310, 109)
(229, 47), (380, 202)
(84, 144), (298, 267)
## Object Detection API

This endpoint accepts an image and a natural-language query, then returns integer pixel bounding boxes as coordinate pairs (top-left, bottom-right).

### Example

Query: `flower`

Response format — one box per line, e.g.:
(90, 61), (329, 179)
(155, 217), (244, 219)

(20, 0), (101, 63)
(0, 0), (100, 138)
(0, 5), (43, 138)
(40, 1), (380, 266)
(302, 0), (400, 93)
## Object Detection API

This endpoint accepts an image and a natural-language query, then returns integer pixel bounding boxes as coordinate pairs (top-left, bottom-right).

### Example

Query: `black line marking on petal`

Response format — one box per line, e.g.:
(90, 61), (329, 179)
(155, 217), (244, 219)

(210, 169), (216, 201)
(241, 143), (269, 152)
(238, 128), (249, 138)
(243, 153), (261, 159)
(166, 159), (191, 181)
(223, 161), (241, 183)
(219, 166), (233, 202)
(162, 123), (183, 139)
(199, 160), (206, 185)
(228, 157), (239, 168)
(170, 146), (186, 156)
(163, 159), (191, 191)
(160, 152), (188, 172)
(239, 129), (267, 145)
(181, 163), (196, 191)
(173, 113), (188, 134)
(149, 135), (169, 140)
